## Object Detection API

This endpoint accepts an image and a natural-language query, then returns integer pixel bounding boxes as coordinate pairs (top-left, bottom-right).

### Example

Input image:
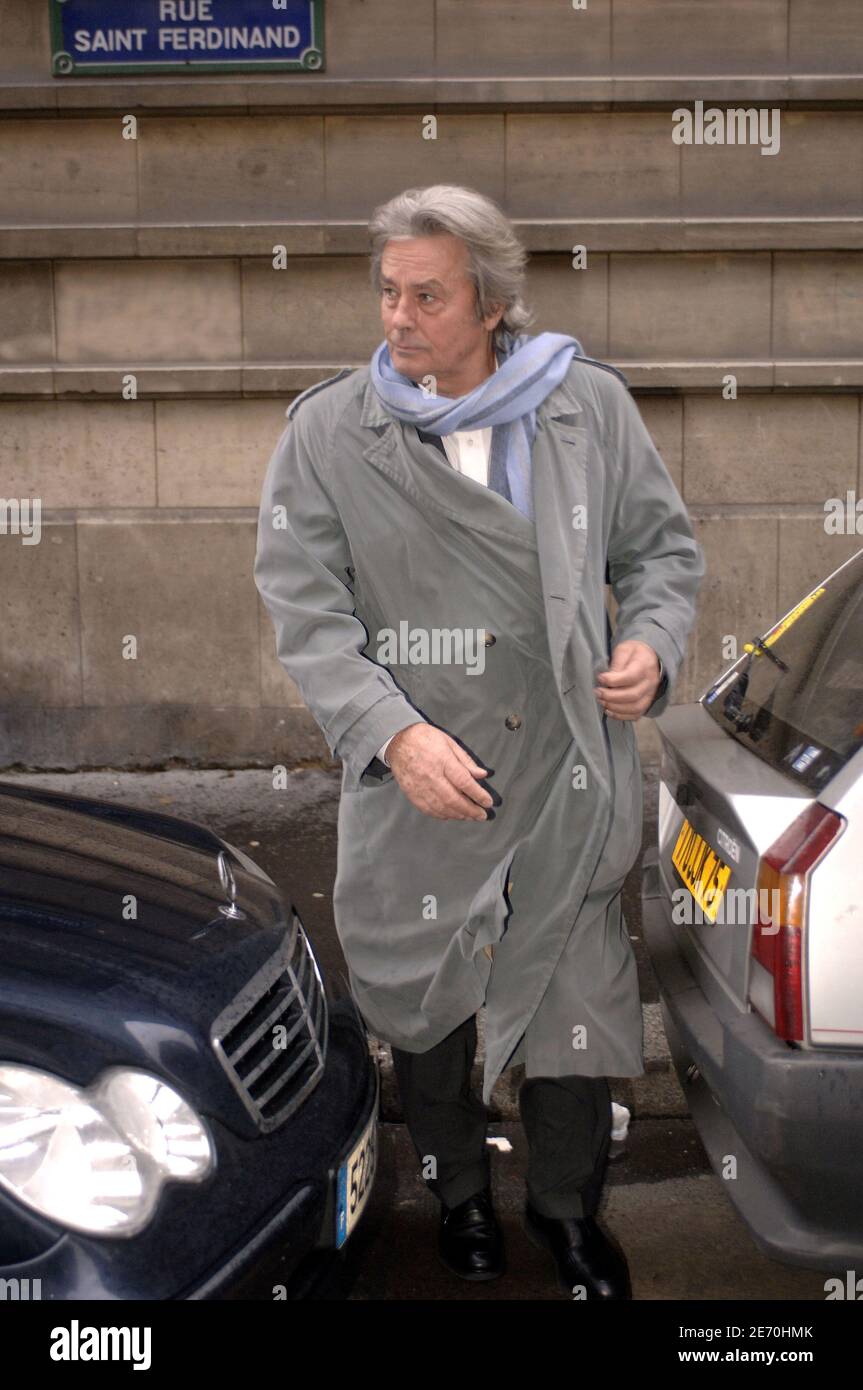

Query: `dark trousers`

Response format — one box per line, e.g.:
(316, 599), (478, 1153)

(390, 1011), (612, 1218)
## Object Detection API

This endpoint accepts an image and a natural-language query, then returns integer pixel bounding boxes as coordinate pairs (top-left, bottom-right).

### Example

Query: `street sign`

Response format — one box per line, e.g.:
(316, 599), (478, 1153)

(50, 0), (325, 76)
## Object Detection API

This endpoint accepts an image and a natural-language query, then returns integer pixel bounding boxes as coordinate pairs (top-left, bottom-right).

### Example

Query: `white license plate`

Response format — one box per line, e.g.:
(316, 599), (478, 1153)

(335, 1080), (378, 1248)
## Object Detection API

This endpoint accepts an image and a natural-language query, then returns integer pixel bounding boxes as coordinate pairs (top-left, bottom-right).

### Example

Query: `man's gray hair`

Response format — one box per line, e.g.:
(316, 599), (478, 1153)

(368, 184), (534, 342)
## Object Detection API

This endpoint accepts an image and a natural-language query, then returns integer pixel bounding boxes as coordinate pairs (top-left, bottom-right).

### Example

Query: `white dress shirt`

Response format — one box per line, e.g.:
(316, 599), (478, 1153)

(375, 363), (498, 768)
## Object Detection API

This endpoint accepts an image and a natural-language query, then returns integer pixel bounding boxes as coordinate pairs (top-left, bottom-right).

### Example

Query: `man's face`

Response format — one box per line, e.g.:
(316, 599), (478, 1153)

(379, 234), (502, 393)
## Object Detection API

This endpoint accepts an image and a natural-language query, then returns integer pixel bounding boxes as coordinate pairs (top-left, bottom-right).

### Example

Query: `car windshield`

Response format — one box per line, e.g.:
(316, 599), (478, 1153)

(702, 548), (863, 791)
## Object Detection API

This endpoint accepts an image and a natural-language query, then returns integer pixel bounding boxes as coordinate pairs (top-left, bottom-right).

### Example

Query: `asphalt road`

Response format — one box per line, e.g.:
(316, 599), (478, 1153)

(1, 765), (834, 1301)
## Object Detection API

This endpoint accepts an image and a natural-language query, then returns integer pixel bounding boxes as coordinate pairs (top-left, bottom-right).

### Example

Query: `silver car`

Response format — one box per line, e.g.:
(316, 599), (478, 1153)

(642, 546), (863, 1271)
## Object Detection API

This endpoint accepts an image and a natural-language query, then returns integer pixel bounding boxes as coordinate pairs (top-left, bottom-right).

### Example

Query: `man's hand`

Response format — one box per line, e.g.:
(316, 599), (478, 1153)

(386, 724), (493, 821)
(593, 639), (662, 720)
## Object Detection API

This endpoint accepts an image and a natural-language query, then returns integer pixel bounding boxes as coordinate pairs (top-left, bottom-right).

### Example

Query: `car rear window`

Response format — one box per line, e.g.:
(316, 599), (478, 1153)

(703, 548), (863, 791)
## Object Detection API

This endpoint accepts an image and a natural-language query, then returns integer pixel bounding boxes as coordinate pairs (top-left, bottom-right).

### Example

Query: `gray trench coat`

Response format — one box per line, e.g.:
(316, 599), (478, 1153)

(254, 351), (705, 1105)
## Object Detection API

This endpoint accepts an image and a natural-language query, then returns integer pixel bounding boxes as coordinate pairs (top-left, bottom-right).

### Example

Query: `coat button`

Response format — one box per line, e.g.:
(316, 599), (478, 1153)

(484, 631), (496, 646)
(504, 713), (522, 731)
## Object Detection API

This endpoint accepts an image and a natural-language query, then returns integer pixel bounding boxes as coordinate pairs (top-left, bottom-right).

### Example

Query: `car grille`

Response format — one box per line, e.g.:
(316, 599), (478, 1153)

(211, 916), (328, 1132)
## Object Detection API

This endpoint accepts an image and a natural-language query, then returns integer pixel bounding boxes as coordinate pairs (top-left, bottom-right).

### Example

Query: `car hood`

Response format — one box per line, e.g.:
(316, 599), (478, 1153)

(0, 781), (295, 1128)
(0, 781), (286, 969)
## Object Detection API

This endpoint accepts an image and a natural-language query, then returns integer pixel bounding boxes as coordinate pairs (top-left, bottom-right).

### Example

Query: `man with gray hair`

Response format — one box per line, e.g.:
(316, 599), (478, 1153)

(255, 184), (704, 1300)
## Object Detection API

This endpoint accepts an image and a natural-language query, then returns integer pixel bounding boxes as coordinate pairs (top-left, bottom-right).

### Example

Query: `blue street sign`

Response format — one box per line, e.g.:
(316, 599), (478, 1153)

(50, 0), (325, 76)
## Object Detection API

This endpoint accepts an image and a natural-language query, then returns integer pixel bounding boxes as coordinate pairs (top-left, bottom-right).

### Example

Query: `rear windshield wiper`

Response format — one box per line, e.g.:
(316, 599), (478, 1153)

(719, 635), (790, 730)
(748, 636), (790, 674)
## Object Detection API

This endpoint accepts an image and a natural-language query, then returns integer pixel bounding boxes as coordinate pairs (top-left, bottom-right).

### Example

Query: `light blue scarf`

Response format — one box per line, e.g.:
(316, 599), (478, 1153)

(370, 328), (584, 521)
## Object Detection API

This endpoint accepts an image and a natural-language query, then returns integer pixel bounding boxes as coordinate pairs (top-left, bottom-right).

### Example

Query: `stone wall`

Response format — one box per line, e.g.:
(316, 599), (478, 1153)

(1, 0), (861, 767)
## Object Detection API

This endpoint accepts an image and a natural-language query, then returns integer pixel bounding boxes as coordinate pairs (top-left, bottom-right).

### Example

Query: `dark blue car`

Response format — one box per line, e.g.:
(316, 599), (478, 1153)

(0, 781), (378, 1300)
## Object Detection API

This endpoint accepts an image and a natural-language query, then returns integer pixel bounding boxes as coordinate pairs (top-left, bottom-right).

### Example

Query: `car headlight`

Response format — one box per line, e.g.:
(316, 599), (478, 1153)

(0, 1065), (214, 1238)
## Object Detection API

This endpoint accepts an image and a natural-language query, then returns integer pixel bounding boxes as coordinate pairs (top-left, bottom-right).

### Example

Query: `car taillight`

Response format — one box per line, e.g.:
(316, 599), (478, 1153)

(752, 802), (844, 1041)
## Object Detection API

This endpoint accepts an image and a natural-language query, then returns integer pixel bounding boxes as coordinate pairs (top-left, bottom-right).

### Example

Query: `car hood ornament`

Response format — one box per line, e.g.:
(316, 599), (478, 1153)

(216, 850), (246, 922)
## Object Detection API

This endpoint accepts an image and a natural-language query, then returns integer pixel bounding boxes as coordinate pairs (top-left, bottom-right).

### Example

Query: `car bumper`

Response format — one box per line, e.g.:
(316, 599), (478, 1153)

(184, 1038), (379, 1300)
(642, 846), (863, 1272)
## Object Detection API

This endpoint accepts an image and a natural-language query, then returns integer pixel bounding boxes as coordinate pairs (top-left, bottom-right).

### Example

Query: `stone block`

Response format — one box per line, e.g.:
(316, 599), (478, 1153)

(435, 0), (611, 76)
(0, 0), (50, 79)
(139, 115), (325, 223)
(789, 0), (863, 73)
(55, 260), (242, 364)
(77, 516), (259, 707)
(242, 256), (379, 362)
(638, 395), (683, 494)
(681, 111), (863, 218)
(0, 117), (137, 224)
(508, 113), (679, 219)
(683, 394), (858, 505)
(156, 398), (287, 508)
(612, 0), (788, 75)
(773, 253), (863, 359)
(688, 513), (779, 684)
(0, 262), (53, 362)
(324, 0), (435, 77)
(0, 518), (80, 706)
(0, 399), (155, 507)
(609, 253), (772, 360)
(324, 114), (504, 219)
(526, 252), (609, 354)
(777, 516), (863, 613)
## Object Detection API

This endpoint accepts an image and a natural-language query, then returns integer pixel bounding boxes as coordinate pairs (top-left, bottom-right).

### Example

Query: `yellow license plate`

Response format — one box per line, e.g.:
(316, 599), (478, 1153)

(671, 818), (732, 924)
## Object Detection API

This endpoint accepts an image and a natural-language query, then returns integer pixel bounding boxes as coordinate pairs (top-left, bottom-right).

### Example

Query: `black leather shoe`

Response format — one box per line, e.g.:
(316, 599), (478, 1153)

(438, 1185), (504, 1282)
(523, 1201), (632, 1299)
